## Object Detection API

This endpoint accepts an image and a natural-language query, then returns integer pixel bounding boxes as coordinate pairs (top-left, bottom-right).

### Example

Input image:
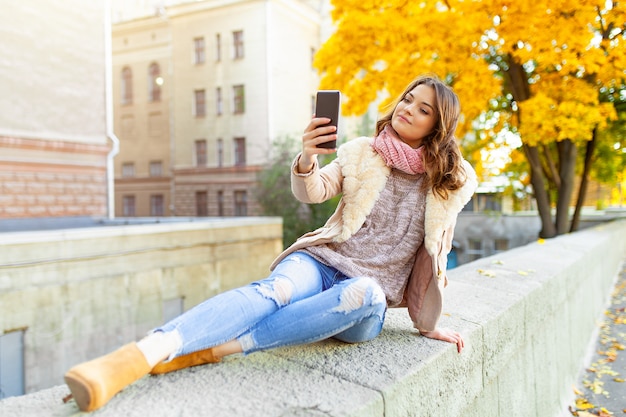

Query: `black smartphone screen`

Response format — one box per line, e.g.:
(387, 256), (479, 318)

(315, 90), (340, 149)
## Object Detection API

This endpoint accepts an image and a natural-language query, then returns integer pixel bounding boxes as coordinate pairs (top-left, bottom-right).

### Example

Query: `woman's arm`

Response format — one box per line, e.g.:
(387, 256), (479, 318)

(291, 116), (342, 204)
(298, 116), (338, 173)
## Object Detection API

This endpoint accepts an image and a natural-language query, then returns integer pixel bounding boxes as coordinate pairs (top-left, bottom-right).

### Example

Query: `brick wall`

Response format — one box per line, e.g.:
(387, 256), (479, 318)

(0, 136), (109, 219)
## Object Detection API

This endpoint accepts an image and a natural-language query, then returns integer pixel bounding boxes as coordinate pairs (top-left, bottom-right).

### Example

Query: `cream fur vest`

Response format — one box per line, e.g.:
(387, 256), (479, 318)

(270, 137), (477, 331)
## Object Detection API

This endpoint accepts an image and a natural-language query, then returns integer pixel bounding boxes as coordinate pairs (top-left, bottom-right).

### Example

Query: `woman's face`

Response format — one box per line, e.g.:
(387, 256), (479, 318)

(391, 84), (437, 149)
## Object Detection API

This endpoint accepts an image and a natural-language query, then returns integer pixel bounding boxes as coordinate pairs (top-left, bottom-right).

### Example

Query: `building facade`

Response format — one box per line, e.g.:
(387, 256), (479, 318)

(112, 0), (322, 217)
(0, 1), (112, 220)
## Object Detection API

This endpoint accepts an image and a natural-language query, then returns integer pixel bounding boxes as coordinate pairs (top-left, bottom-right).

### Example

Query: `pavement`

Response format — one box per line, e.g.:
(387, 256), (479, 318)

(565, 262), (626, 416)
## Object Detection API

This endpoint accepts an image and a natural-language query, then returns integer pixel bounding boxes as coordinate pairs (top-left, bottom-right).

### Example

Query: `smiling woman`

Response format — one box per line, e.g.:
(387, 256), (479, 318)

(374, 75), (468, 200)
(63, 74), (478, 412)
(390, 84), (437, 148)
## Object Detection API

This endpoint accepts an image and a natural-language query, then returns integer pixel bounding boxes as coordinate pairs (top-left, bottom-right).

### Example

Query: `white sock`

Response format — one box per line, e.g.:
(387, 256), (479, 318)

(136, 331), (182, 368)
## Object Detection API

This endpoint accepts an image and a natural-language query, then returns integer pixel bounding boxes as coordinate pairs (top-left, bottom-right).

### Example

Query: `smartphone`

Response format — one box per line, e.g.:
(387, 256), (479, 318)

(315, 90), (340, 148)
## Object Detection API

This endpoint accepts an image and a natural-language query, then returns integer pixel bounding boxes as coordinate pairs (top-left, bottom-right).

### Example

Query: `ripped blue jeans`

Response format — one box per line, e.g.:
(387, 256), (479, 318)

(155, 251), (387, 356)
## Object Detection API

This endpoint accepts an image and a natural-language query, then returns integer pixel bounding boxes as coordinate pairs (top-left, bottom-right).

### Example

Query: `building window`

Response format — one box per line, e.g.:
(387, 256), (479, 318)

(122, 162), (135, 178)
(121, 66), (133, 105)
(122, 195), (136, 216)
(193, 37), (205, 64)
(467, 239), (484, 262)
(234, 137), (246, 166)
(216, 87), (223, 115)
(233, 30), (244, 59)
(233, 85), (245, 114)
(148, 112), (163, 136)
(217, 190), (224, 216)
(149, 161), (162, 177)
(217, 138), (223, 167)
(150, 194), (164, 216)
(0, 330), (25, 399)
(215, 33), (221, 61)
(234, 190), (247, 216)
(477, 193), (502, 212)
(148, 63), (161, 102)
(194, 89), (206, 117)
(195, 140), (207, 166)
(196, 191), (208, 216)
(494, 239), (509, 253)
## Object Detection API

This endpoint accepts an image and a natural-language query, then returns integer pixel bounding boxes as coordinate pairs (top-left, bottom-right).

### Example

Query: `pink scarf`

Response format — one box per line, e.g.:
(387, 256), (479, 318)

(371, 125), (425, 175)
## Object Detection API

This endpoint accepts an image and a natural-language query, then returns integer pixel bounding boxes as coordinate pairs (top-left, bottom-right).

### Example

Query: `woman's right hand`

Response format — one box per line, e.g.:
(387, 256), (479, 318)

(298, 117), (337, 174)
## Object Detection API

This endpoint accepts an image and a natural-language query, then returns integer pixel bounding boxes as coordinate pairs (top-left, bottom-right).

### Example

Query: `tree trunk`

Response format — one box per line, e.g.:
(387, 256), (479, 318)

(503, 55), (531, 102)
(504, 56), (559, 237)
(542, 143), (561, 188)
(555, 139), (577, 235)
(524, 144), (557, 238)
(571, 129), (597, 232)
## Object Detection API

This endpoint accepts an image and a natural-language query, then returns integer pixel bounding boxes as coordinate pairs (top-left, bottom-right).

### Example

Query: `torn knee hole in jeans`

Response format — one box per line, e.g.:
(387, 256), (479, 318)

(332, 279), (386, 314)
(256, 277), (293, 307)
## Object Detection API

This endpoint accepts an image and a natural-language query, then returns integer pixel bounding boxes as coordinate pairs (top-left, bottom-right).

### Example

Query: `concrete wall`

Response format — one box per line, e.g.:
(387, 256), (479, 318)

(0, 217), (282, 394)
(441, 220), (626, 417)
(0, 219), (624, 417)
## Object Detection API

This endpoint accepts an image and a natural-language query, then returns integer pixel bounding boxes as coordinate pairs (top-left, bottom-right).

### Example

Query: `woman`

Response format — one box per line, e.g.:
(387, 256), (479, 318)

(64, 74), (477, 412)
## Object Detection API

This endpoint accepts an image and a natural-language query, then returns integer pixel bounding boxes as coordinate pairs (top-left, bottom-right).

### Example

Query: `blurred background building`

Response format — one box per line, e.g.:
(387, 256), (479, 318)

(111, 0), (324, 217)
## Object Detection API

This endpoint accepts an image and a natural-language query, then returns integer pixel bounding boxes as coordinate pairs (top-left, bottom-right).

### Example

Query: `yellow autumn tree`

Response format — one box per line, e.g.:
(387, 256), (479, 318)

(314, 0), (625, 238)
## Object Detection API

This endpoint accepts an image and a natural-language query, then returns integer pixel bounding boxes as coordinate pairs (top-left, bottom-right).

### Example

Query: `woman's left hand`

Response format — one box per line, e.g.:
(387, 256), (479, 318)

(420, 328), (464, 353)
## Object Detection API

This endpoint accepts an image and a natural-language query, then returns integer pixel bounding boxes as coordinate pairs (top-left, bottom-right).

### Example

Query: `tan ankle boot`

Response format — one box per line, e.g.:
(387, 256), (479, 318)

(150, 347), (220, 375)
(64, 343), (151, 412)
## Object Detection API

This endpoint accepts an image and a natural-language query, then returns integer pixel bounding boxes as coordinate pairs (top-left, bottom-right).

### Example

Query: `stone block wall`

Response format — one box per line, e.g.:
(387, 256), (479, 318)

(1, 220), (625, 416)
(0, 217), (282, 393)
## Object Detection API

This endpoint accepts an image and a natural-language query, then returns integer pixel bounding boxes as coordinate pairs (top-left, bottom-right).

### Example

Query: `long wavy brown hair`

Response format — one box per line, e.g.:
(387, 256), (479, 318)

(375, 74), (467, 199)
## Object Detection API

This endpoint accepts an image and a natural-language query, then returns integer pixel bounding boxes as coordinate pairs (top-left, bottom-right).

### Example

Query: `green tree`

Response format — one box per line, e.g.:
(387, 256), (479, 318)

(256, 136), (340, 248)
(315, 0), (624, 238)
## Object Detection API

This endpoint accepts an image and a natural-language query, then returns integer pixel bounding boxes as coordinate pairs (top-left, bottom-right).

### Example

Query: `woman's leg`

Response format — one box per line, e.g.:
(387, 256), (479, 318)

(154, 252), (336, 360)
(64, 252), (333, 411)
(238, 276), (387, 354)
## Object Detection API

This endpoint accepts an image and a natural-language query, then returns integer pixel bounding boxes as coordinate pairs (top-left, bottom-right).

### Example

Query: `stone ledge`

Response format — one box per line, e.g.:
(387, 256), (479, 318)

(2, 220), (625, 417)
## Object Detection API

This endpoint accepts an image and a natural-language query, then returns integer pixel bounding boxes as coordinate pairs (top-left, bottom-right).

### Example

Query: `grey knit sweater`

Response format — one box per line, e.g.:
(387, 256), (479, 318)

(304, 169), (427, 305)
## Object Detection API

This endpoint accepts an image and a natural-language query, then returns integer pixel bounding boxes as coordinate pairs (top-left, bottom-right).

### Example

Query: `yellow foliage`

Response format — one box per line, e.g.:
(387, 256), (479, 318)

(517, 75), (618, 145)
(315, 0), (625, 145)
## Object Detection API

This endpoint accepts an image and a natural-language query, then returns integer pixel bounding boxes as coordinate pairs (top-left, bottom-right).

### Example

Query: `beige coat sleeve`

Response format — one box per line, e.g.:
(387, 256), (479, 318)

(291, 153), (343, 204)
(404, 221), (456, 332)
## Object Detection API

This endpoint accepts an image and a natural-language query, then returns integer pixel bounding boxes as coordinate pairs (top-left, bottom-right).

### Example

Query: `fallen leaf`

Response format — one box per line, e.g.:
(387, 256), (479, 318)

(575, 397), (595, 410)
(584, 378), (605, 394)
(477, 269), (496, 278)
